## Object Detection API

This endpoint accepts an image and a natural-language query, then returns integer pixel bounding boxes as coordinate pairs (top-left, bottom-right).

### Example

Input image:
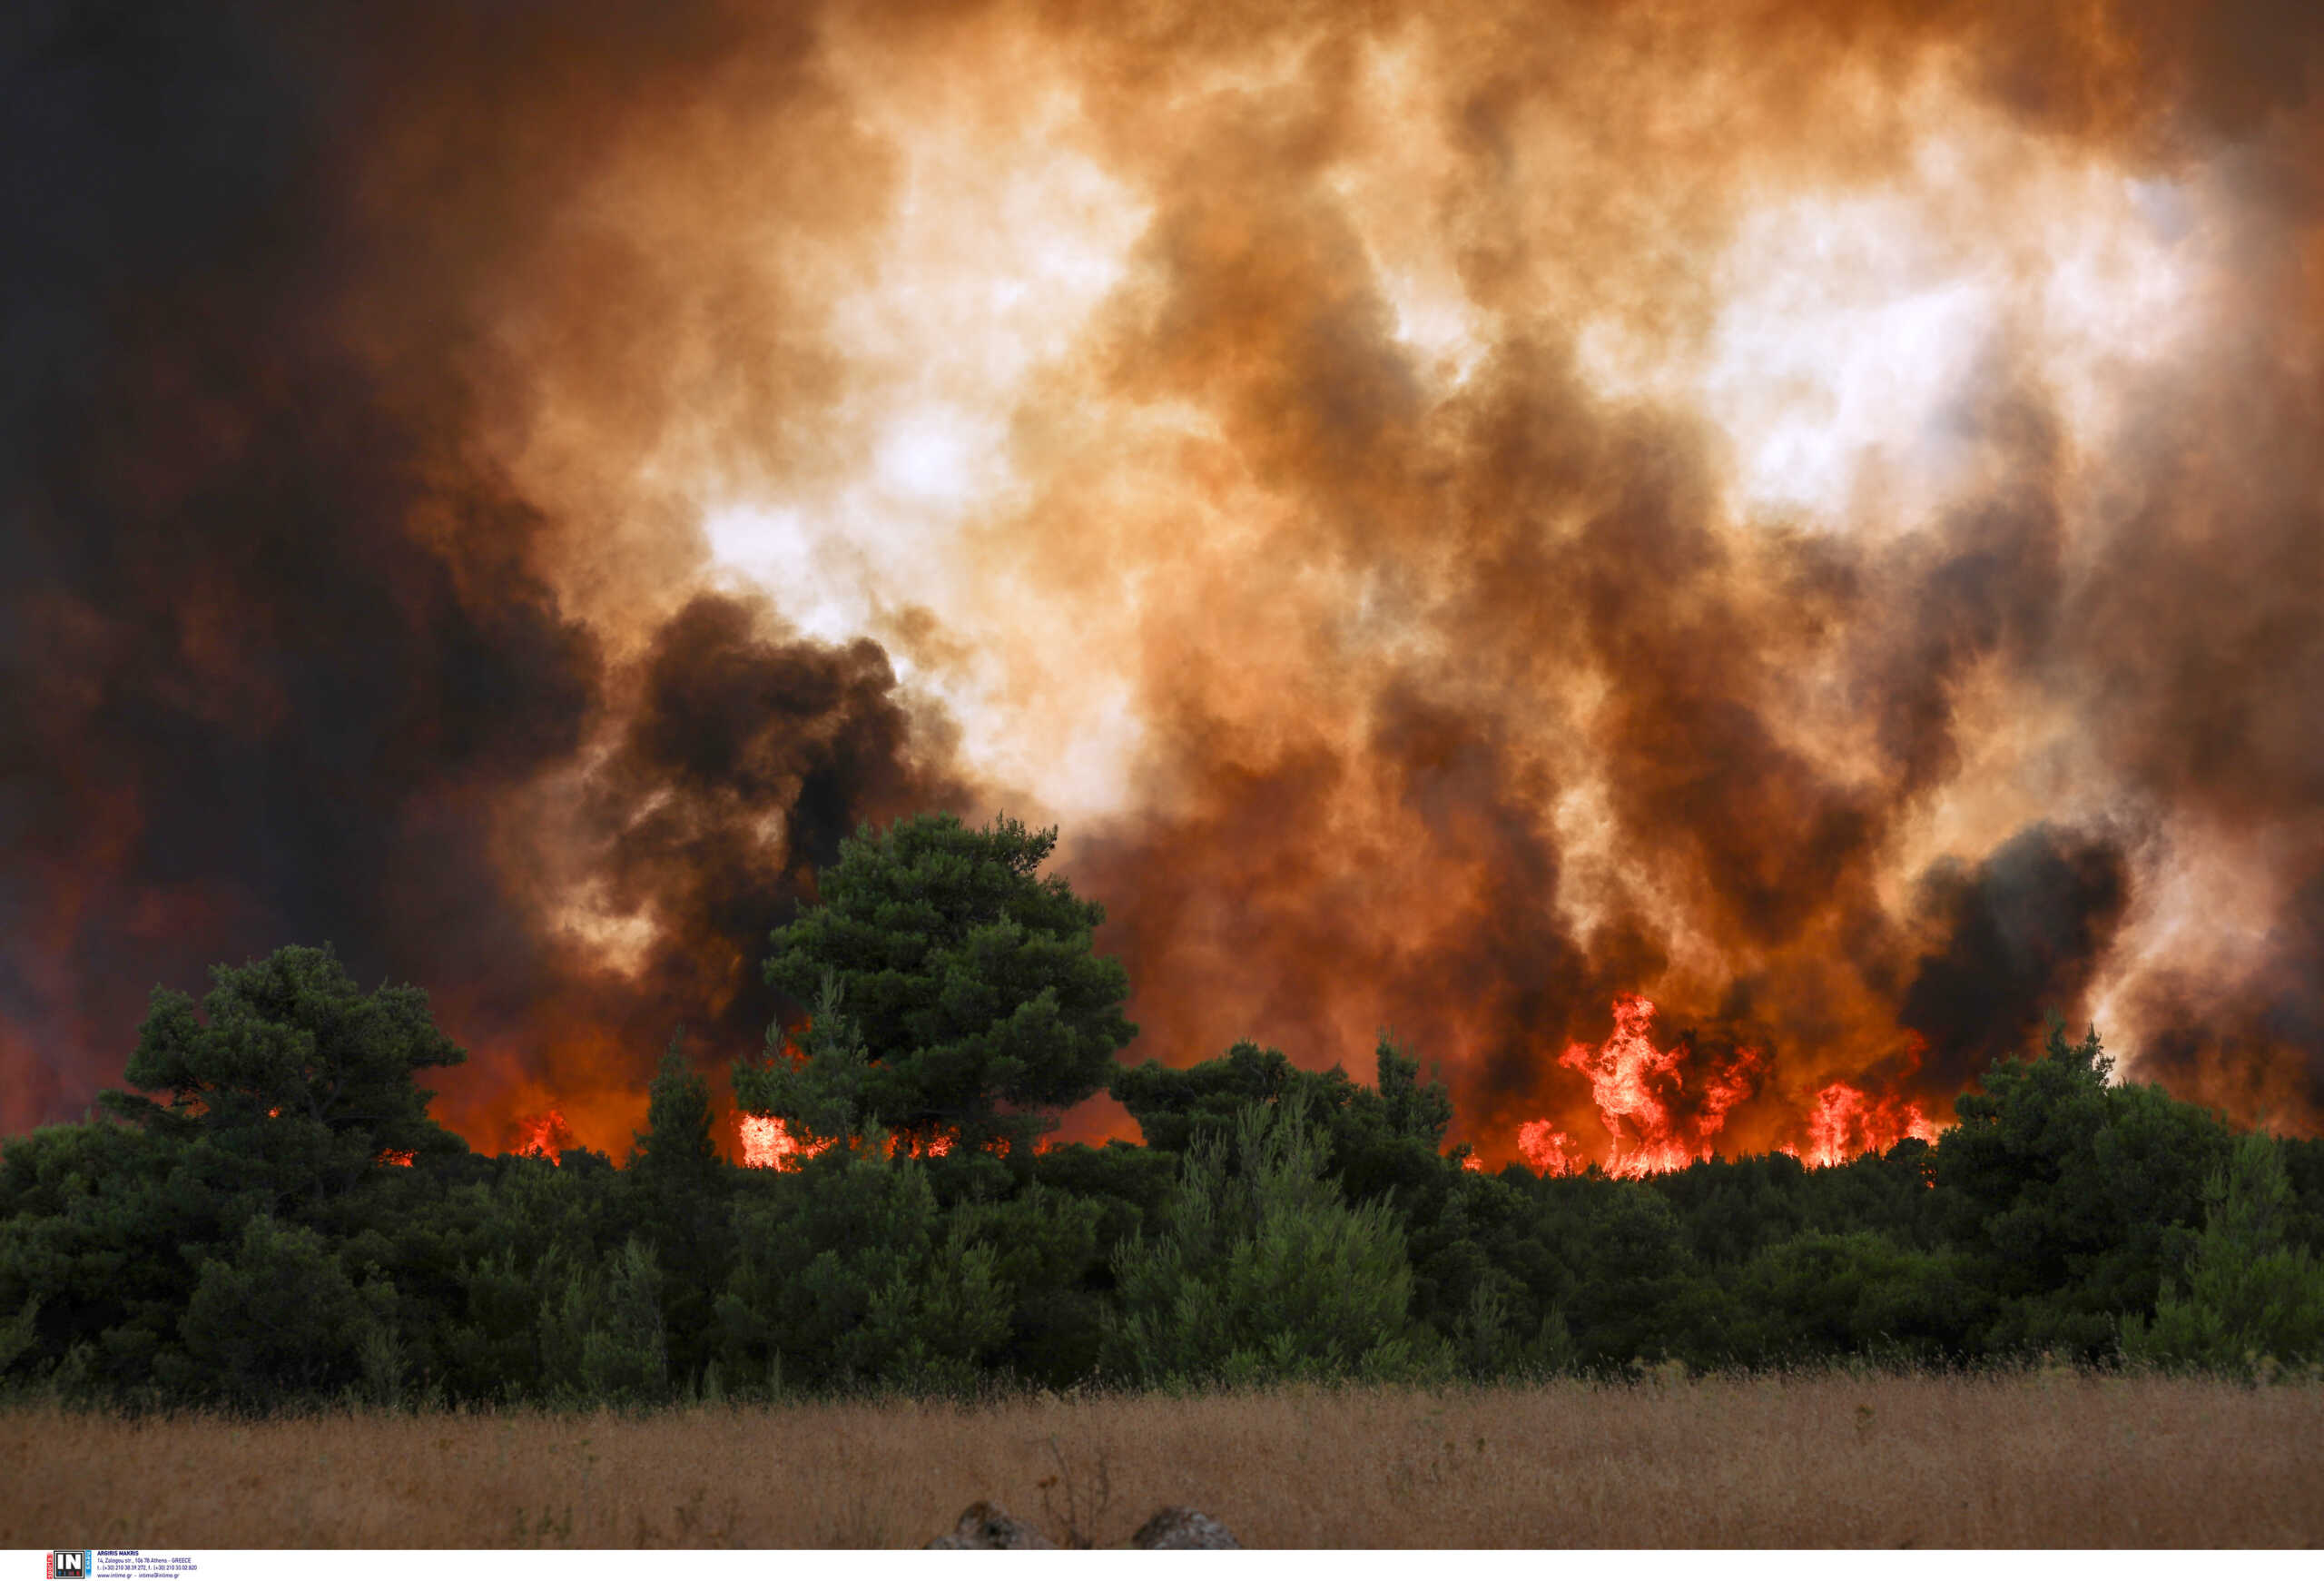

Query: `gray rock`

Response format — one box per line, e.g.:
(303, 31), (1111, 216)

(1129, 1507), (1239, 1549)
(925, 1501), (1057, 1549)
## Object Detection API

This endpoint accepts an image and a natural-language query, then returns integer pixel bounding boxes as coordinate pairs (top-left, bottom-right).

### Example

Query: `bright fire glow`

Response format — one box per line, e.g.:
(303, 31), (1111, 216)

(1513, 998), (1948, 1176)
(513, 1109), (573, 1162)
(1800, 1080), (1940, 1168)
(376, 1147), (415, 1167)
(737, 1114), (964, 1167)
(737, 1112), (832, 1170)
(1547, 995), (1768, 1178)
(1517, 1119), (1588, 1176)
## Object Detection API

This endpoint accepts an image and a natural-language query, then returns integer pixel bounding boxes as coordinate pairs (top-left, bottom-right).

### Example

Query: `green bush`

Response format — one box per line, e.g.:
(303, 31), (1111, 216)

(2122, 1130), (2324, 1377)
(172, 1215), (395, 1408)
(718, 1142), (1009, 1394)
(1106, 1091), (1435, 1388)
(538, 1237), (670, 1405)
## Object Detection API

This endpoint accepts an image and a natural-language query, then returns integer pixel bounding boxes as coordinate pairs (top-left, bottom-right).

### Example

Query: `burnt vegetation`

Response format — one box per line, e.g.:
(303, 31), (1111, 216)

(1, 814), (2320, 1413)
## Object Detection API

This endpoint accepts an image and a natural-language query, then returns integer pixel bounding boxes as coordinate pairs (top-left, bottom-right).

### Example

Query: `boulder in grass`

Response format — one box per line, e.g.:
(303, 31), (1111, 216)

(1129, 1507), (1239, 1549)
(925, 1501), (1057, 1549)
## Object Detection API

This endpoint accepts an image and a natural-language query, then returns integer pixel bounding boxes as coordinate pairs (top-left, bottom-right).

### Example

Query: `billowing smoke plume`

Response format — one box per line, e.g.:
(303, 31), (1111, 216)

(0, 1), (960, 1151)
(5, 0), (2321, 1160)
(1900, 825), (2132, 1092)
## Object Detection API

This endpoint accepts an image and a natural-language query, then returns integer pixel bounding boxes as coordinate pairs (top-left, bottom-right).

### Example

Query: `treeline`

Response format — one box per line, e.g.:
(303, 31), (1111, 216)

(3, 815), (2322, 1409)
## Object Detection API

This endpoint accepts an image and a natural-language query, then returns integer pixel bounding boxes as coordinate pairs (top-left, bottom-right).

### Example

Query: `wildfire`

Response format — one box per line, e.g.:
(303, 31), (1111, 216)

(1509, 996), (1949, 1177)
(376, 1147), (415, 1167)
(900, 1129), (955, 1160)
(512, 1109), (574, 1162)
(1547, 995), (1768, 1178)
(1799, 1081), (1940, 1168)
(737, 1112), (833, 1170)
(1517, 1119), (1589, 1176)
(736, 1114), (968, 1168)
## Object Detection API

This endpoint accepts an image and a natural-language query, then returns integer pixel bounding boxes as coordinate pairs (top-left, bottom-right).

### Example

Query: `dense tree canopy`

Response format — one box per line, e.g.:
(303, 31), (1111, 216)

(4, 866), (2322, 1409)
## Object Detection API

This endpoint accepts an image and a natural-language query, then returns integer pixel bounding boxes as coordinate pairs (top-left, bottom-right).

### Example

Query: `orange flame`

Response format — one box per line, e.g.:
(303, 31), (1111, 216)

(375, 1147), (415, 1167)
(1545, 994), (1768, 1178)
(1799, 1081), (1941, 1168)
(737, 1112), (833, 1170)
(1517, 1118), (1590, 1176)
(512, 1108), (573, 1162)
(735, 1114), (967, 1168)
(1511, 998), (1949, 1176)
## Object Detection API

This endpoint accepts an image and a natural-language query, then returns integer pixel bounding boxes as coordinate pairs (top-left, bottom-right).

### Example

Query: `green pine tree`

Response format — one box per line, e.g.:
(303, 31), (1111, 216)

(760, 814), (1136, 1153)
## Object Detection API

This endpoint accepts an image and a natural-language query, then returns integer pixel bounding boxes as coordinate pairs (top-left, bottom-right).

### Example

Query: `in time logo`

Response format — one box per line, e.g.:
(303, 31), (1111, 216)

(45, 1556), (91, 1580)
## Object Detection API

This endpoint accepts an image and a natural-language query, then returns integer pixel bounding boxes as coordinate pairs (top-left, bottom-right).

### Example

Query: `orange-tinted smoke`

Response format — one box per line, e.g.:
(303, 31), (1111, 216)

(1018, 0), (2324, 1153)
(0, 1), (966, 1154)
(5, 0), (2323, 1162)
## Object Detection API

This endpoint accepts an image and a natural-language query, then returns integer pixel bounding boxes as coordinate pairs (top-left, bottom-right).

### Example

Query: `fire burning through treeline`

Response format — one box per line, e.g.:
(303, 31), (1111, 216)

(512, 1112), (577, 1165)
(5, 1), (2323, 1166)
(733, 1113), (972, 1171)
(1499, 995), (1936, 1177)
(1798, 1082), (1944, 1172)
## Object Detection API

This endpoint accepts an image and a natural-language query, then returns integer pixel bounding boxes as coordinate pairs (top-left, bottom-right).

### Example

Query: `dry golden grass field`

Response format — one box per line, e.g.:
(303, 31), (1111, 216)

(4, 1372), (2319, 1547)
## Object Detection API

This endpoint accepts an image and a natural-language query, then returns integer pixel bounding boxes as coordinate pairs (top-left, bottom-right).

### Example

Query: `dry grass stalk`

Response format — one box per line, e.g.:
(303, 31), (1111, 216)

(2, 1371), (2319, 1547)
